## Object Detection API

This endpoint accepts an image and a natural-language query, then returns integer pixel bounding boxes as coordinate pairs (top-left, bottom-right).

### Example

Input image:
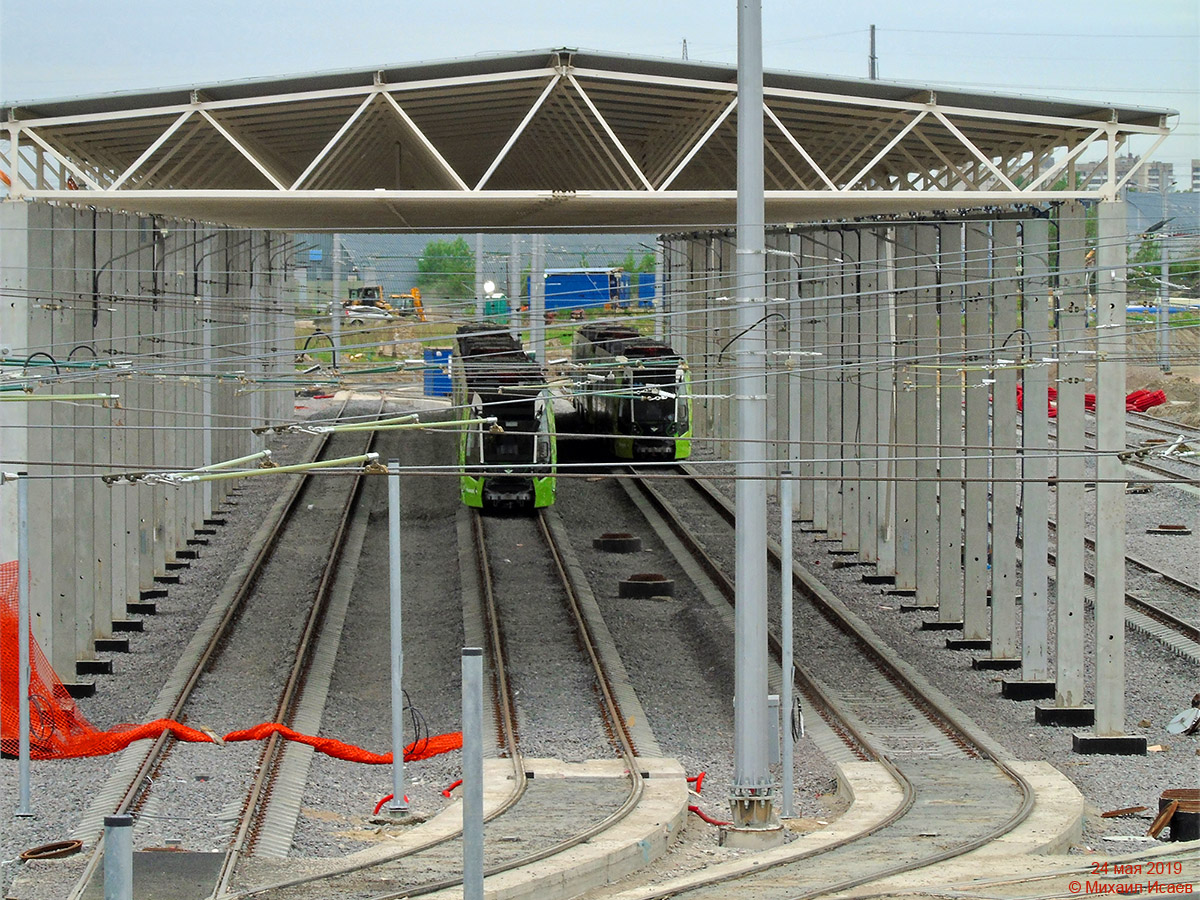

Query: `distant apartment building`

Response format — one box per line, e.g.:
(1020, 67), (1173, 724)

(1083, 152), (1176, 192)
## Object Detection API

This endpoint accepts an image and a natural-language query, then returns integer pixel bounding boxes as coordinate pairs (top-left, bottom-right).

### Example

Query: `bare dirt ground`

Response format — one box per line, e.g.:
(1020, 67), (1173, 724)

(1125, 325), (1200, 427)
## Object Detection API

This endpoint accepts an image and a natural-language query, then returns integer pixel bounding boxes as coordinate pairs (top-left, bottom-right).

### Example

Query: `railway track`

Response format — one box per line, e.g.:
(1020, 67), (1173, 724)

(67, 397), (385, 899)
(615, 466), (1036, 900)
(221, 506), (650, 899)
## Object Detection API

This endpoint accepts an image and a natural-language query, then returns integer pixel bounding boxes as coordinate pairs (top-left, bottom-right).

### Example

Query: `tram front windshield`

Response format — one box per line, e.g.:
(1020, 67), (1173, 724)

(482, 419), (535, 465)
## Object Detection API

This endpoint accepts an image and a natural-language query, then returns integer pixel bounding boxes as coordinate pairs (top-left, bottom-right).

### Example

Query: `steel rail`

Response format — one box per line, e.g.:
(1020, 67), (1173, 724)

(218, 508), (530, 900)
(621, 465), (1036, 900)
(65, 396), (356, 900)
(357, 511), (646, 900)
(213, 399), (386, 895)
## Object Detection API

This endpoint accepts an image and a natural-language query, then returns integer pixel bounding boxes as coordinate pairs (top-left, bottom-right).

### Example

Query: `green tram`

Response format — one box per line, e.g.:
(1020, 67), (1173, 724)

(571, 323), (692, 461)
(451, 325), (556, 510)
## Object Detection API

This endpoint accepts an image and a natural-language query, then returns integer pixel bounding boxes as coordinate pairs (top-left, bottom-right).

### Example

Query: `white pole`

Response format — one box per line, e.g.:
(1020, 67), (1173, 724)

(103, 814), (133, 899)
(17, 473), (32, 817)
(780, 472), (794, 819)
(462, 647), (484, 900)
(330, 233), (342, 367)
(387, 459), (407, 813)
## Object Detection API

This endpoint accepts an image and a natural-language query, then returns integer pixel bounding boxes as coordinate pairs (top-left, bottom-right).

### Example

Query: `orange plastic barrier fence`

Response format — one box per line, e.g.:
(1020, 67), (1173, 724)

(2, 560), (463, 764)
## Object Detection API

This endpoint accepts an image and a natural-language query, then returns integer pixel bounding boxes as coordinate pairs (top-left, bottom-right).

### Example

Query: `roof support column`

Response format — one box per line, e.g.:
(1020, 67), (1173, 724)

(891, 225), (918, 596)
(1004, 216), (1053, 699)
(912, 225), (940, 610)
(1075, 197), (1145, 754)
(954, 223), (992, 648)
(934, 223), (965, 626)
(794, 233), (815, 524)
(1036, 202), (1091, 725)
(856, 229), (880, 566)
(727, 0), (780, 844)
(824, 232), (844, 546)
(983, 219), (1020, 667)
(839, 231), (861, 553)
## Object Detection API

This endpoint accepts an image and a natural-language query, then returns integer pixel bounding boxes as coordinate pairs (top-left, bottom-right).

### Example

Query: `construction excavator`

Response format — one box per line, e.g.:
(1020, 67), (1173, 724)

(342, 285), (426, 321)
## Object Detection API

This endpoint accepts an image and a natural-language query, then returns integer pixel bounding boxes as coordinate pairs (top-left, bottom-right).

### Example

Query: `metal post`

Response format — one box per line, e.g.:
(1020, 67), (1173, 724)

(780, 472), (795, 819)
(1158, 242), (1171, 373)
(729, 0), (779, 841)
(509, 234), (521, 341)
(387, 460), (408, 813)
(330, 233), (342, 365)
(104, 814), (133, 900)
(869, 24), (878, 79)
(531, 235), (545, 363)
(462, 648), (484, 900)
(475, 233), (485, 320)
(17, 473), (32, 817)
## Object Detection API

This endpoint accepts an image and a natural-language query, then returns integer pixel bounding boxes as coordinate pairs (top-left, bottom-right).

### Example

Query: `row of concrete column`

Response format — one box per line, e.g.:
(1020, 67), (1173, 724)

(0, 202), (292, 686)
(660, 201), (1137, 746)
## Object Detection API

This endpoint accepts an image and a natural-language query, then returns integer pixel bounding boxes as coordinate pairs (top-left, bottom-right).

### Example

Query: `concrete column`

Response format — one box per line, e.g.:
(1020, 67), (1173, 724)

(810, 239), (829, 531)
(531, 235), (545, 362)
(509, 234), (521, 341)
(95, 213), (127, 626)
(874, 230), (897, 578)
(959, 223), (992, 645)
(839, 231), (860, 553)
(786, 231), (803, 515)
(988, 220), (1020, 663)
(856, 229), (880, 565)
(474, 233), (485, 320)
(936, 223), (965, 625)
(1013, 217), (1052, 690)
(797, 234), (816, 522)
(891, 226), (918, 595)
(913, 225), (940, 609)
(0, 205), (31, 613)
(1083, 198), (1141, 752)
(824, 232), (844, 545)
(1039, 201), (1089, 722)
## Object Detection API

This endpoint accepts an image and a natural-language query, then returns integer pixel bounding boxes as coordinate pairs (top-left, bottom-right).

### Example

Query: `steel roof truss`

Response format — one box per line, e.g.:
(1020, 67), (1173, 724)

(660, 96), (737, 189)
(764, 137), (810, 190)
(556, 84), (635, 189)
(844, 110), (930, 190)
(379, 91), (469, 190)
(912, 128), (980, 190)
(474, 75), (560, 190)
(567, 75), (653, 191)
(827, 112), (908, 186)
(111, 110), (196, 189)
(289, 93), (376, 190)
(19, 127), (102, 190)
(1114, 130), (1170, 193)
(931, 110), (1018, 192)
(134, 116), (209, 188)
(197, 109), (286, 190)
(763, 102), (838, 190)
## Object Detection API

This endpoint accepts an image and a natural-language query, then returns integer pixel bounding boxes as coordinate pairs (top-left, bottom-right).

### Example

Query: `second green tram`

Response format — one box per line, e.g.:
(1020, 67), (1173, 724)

(571, 323), (692, 461)
(452, 325), (556, 510)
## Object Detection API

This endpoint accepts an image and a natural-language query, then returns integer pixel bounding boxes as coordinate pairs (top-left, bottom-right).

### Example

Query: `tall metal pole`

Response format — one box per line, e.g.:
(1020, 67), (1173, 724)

(531, 235), (546, 363)
(869, 25), (878, 79)
(509, 234), (521, 341)
(462, 648), (484, 900)
(729, 0), (779, 840)
(330, 233), (342, 364)
(1158, 241), (1172, 373)
(475, 233), (486, 320)
(387, 460), (408, 813)
(17, 473), (32, 817)
(780, 472), (795, 819)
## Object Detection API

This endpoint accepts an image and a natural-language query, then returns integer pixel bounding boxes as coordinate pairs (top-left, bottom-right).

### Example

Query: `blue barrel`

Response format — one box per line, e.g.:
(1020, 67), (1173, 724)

(423, 348), (452, 397)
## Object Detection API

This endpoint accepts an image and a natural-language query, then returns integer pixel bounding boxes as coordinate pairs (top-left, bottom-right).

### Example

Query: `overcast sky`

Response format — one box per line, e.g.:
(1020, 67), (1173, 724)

(1, 0), (1196, 175)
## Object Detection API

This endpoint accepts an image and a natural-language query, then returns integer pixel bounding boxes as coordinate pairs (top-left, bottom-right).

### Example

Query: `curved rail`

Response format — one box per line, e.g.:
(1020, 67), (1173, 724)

(621, 466), (1035, 900)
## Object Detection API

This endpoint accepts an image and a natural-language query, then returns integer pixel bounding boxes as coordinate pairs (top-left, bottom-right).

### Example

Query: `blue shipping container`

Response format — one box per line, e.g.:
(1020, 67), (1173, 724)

(636, 273), (655, 307)
(526, 268), (631, 310)
(423, 348), (452, 397)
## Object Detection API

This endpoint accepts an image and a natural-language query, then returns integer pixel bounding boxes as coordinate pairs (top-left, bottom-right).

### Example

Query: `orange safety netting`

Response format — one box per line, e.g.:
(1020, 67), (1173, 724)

(2, 559), (463, 764)
(223, 723), (463, 764)
(1, 561), (99, 759)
